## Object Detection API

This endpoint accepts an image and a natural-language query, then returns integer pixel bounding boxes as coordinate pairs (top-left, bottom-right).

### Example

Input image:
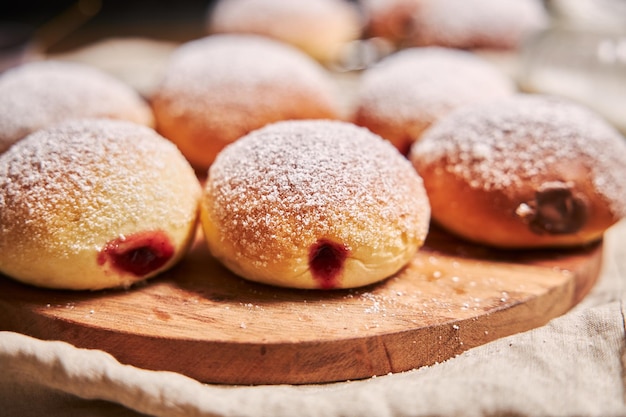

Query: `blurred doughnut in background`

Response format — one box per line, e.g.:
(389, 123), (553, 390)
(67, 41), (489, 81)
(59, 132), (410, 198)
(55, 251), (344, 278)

(206, 0), (364, 65)
(150, 34), (342, 170)
(352, 47), (516, 154)
(2, 0), (624, 134)
(361, 0), (549, 51)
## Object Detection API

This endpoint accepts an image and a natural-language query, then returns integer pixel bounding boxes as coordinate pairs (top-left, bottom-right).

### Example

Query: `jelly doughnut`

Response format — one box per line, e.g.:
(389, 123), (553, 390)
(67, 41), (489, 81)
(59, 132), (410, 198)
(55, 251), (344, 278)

(0, 60), (154, 154)
(201, 119), (431, 289)
(151, 34), (341, 170)
(206, 0), (363, 64)
(409, 94), (626, 248)
(353, 47), (515, 154)
(0, 119), (201, 290)
(363, 0), (548, 50)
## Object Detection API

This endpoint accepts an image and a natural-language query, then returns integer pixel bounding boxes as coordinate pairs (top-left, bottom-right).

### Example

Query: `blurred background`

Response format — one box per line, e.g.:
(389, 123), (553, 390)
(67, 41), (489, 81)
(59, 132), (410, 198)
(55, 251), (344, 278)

(1, 0), (212, 53)
(1, 0), (625, 131)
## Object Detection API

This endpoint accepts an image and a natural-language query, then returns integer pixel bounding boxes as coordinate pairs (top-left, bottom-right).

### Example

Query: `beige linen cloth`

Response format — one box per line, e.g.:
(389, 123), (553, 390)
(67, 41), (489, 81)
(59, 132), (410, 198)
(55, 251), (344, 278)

(1, 219), (625, 417)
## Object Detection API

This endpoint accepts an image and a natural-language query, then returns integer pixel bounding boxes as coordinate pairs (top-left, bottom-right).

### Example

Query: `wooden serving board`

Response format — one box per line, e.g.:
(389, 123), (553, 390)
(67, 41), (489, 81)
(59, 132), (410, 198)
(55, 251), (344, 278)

(0, 225), (602, 385)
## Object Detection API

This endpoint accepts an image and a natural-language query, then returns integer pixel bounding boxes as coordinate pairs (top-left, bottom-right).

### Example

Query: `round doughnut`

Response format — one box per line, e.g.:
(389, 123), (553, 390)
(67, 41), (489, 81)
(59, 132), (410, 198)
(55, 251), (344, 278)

(353, 47), (515, 154)
(201, 119), (431, 289)
(0, 60), (154, 154)
(409, 94), (626, 249)
(0, 119), (201, 290)
(363, 0), (548, 50)
(151, 34), (341, 171)
(206, 0), (363, 64)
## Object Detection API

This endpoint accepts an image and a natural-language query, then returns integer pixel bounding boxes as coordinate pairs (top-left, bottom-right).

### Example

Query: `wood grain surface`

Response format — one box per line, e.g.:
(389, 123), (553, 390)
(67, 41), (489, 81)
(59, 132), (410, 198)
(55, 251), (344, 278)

(0, 225), (603, 385)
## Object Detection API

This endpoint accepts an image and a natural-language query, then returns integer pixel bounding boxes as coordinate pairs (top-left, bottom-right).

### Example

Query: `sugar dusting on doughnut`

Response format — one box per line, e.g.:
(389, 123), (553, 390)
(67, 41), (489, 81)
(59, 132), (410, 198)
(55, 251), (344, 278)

(208, 121), (422, 260)
(0, 119), (201, 290)
(0, 60), (154, 154)
(410, 94), (626, 247)
(152, 34), (340, 169)
(406, 0), (549, 49)
(413, 95), (626, 217)
(207, 0), (363, 63)
(353, 47), (515, 153)
(363, 0), (548, 50)
(356, 47), (515, 124)
(202, 119), (430, 289)
(158, 35), (336, 99)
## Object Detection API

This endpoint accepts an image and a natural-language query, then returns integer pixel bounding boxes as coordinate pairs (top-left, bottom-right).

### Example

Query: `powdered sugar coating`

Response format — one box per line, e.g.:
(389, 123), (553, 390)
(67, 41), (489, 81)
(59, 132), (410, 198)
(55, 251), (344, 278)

(0, 119), (200, 289)
(0, 60), (154, 154)
(358, 47), (514, 121)
(407, 0), (548, 49)
(203, 120), (430, 287)
(207, 0), (362, 62)
(209, 0), (357, 26)
(151, 34), (340, 169)
(411, 94), (626, 218)
(362, 0), (548, 49)
(154, 34), (338, 112)
(353, 47), (515, 150)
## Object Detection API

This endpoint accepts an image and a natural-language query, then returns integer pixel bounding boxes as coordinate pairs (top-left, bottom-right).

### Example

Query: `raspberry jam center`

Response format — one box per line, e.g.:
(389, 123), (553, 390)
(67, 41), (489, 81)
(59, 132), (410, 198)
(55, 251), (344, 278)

(308, 239), (349, 289)
(97, 231), (175, 277)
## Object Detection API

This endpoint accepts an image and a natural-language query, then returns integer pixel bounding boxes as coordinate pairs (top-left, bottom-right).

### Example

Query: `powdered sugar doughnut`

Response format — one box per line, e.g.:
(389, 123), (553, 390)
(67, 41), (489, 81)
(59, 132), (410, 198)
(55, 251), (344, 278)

(406, 0), (549, 49)
(409, 94), (626, 248)
(201, 120), (430, 289)
(353, 47), (515, 154)
(363, 0), (548, 50)
(206, 0), (363, 64)
(0, 119), (201, 290)
(0, 60), (154, 154)
(151, 34), (341, 170)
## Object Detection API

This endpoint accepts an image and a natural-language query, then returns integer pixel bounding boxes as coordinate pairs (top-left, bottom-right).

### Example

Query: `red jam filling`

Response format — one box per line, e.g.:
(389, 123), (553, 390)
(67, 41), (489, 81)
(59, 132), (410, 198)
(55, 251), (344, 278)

(97, 231), (175, 277)
(308, 239), (349, 289)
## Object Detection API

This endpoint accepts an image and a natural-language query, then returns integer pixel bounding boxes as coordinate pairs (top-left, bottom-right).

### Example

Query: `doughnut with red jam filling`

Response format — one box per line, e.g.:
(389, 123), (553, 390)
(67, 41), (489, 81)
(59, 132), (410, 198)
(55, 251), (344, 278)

(201, 119), (431, 289)
(0, 119), (201, 290)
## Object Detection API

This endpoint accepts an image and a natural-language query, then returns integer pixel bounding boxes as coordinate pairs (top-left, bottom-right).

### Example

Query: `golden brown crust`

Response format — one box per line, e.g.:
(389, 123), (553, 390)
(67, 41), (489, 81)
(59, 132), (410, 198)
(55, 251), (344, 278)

(0, 119), (201, 290)
(410, 94), (626, 248)
(151, 34), (341, 171)
(201, 120), (431, 289)
(152, 81), (338, 170)
(363, 0), (548, 50)
(363, 0), (421, 45)
(353, 104), (430, 155)
(352, 47), (515, 154)
(206, 0), (363, 63)
(416, 161), (614, 248)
